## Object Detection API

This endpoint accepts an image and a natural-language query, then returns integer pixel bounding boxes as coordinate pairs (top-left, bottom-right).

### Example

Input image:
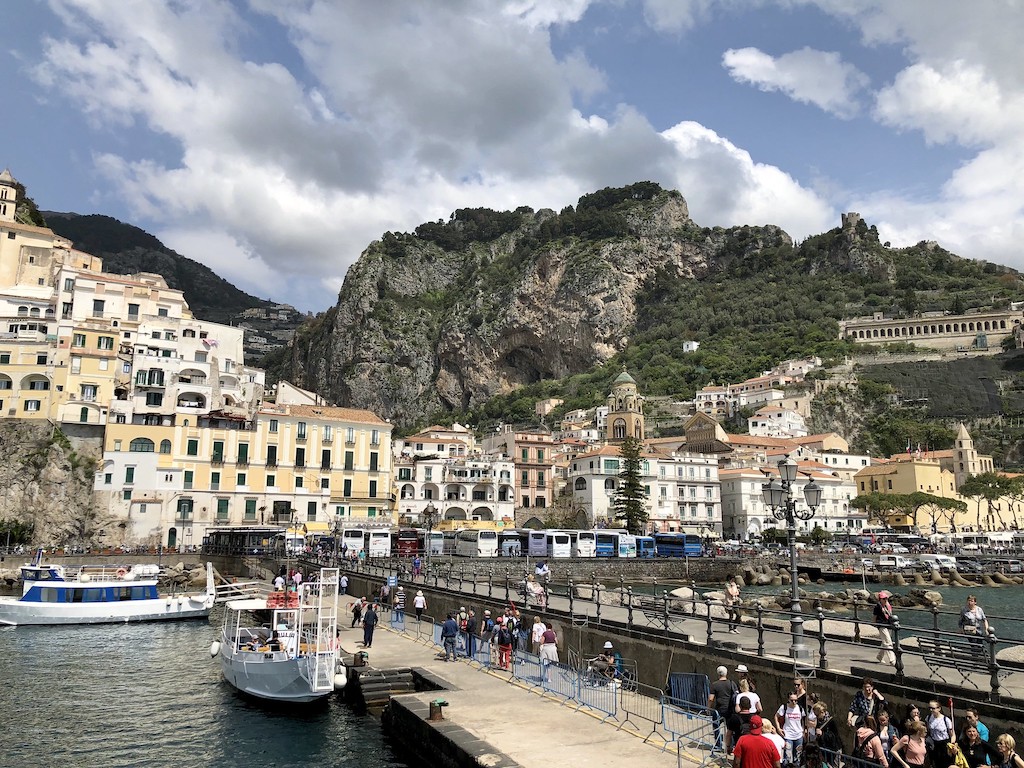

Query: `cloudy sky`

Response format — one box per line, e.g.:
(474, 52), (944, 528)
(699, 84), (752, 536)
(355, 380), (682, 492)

(6, 1), (1023, 312)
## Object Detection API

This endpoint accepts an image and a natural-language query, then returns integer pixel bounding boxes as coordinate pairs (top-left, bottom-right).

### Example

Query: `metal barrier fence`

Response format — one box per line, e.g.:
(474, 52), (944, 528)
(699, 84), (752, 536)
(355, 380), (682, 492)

(662, 701), (718, 768)
(618, 680), (665, 737)
(541, 661), (580, 701)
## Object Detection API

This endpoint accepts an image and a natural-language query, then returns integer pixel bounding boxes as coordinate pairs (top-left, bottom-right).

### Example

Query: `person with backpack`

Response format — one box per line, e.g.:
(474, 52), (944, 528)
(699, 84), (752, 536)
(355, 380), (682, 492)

(709, 665), (739, 754)
(926, 700), (955, 768)
(775, 690), (807, 767)
(495, 617), (514, 670)
(853, 715), (889, 767)
(813, 702), (843, 767)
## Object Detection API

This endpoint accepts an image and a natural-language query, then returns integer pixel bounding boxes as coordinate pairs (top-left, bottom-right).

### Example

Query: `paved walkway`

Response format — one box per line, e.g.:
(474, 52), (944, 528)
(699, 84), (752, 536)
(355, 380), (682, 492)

(337, 620), (693, 768)
(373, 572), (1024, 702)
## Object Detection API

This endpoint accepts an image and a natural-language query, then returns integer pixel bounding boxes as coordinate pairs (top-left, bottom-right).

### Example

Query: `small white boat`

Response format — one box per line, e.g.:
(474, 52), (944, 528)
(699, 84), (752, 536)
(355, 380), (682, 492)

(0, 550), (215, 626)
(213, 567), (346, 704)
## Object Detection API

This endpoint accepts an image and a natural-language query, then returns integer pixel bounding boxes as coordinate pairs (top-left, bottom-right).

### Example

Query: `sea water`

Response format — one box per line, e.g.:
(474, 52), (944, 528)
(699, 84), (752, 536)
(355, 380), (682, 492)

(0, 610), (410, 768)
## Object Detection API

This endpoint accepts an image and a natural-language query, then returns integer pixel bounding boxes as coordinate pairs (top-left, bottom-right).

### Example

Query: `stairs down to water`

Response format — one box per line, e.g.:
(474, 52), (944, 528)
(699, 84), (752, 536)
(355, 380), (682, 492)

(348, 667), (417, 709)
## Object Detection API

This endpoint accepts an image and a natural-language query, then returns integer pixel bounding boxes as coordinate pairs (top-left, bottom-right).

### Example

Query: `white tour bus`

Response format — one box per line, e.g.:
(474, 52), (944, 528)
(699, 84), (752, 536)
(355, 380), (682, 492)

(546, 530), (572, 559)
(454, 528), (499, 557)
(528, 530), (549, 557)
(574, 530), (597, 558)
(363, 529), (392, 558)
(341, 527), (366, 555)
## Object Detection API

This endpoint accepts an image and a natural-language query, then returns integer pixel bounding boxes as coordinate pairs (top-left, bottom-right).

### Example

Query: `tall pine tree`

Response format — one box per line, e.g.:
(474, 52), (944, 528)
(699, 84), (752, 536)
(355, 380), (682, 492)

(611, 437), (648, 534)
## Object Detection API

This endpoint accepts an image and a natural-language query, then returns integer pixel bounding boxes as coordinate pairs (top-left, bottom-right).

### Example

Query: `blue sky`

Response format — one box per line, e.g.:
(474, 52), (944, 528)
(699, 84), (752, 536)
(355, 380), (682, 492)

(4, 1), (1022, 312)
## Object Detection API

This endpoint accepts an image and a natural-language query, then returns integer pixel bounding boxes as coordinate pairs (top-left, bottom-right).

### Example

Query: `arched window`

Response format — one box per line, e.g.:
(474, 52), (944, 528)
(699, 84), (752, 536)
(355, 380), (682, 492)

(130, 437), (155, 452)
(29, 307), (40, 317)
(574, 477), (587, 490)
(160, 439), (172, 454)
(604, 478), (616, 491)
(613, 418), (626, 439)
(17, 306), (27, 316)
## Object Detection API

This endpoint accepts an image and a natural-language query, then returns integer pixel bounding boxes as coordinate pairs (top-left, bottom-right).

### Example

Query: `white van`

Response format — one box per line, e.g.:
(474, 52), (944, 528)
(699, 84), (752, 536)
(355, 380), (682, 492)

(879, 554), (915, 570)
(918, 553), (957, 572)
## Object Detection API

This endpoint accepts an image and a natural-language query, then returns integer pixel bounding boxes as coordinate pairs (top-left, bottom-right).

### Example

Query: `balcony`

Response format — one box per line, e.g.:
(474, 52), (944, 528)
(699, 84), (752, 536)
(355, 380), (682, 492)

(175, 511), (193, 522)
(267, 460), (278, 469)
(296, 434), (307, 442)
(211, 456), (224, 466)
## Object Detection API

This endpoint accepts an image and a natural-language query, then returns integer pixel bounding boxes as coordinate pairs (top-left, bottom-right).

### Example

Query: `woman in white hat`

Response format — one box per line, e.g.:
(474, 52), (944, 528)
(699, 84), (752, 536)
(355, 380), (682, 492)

(413, 589), (426, 622)
(873, 591), (896, 665)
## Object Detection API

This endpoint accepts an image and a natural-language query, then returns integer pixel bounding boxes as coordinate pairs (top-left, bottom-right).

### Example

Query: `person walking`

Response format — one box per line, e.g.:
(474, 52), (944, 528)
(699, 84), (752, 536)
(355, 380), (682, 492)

(495, 618), (514, 671)
(531, 615), (545, 655)
(725, 575), (741, 633)
(440, 613), (459, 662)
(926, 699), (955, 768)
(853, 715), (889, 768)
(775, 690), (806, 767)
(412, 555), (422, 580)
(361, 602), (378, 648)
(873, 591), (896, 665)
(464, 609), (477, 659)
(539, 622), (558, 682)
(709, 665), (739, 755)
(848, 678), (886, 727)
(350, 597), (364, 628)
(413, 590), (426, 621)
(891, 721), (929, 768)
(393, 585), (405, 621)
(959, 595), (989, 650)
(733, 715), (781, 768)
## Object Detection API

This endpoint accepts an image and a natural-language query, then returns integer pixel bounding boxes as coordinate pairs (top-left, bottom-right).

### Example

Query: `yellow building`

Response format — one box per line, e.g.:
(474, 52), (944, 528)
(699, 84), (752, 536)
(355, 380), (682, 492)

(94, 403), (393, 549)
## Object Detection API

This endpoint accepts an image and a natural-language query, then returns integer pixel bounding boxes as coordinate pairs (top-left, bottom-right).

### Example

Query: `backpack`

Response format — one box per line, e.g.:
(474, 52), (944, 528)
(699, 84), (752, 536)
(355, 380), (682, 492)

(483, 618), (495, 633)
(852, 731), (877, 763)
(458, 614), (468, 631)
(496, 627), (512, 646)
(727, 683), (739, 714)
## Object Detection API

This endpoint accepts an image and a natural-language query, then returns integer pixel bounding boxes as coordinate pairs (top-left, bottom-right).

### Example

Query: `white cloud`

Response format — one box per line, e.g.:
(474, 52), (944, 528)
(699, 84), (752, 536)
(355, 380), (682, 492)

(640, 0), (716, 33)
(27, 0), (840, 311)
(722, 46), (868, 118)
(874, 61), (1024, 147)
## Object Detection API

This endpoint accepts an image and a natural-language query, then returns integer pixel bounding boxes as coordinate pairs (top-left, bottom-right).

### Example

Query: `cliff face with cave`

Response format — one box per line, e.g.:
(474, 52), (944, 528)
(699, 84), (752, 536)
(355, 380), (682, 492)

(279, 186), (791, 426)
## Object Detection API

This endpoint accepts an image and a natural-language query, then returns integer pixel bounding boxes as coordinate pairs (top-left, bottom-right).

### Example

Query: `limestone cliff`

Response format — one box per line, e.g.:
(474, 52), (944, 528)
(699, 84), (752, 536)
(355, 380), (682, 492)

(0, 422), (102, 546)
(282, 185), (791, 425)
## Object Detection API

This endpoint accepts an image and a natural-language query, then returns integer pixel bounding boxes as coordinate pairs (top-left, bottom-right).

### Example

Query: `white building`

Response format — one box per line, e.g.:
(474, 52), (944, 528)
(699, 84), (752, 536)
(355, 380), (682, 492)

(748, 405), (808, 438)
(567, 445), (721, 534)
(393, 454), (515, 524)
(719, 463), (859, 541)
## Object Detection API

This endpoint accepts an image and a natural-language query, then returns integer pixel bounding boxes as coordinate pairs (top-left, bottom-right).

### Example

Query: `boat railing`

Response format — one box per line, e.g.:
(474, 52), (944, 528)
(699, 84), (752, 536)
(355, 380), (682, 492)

(215, 579), (272, 603)
(70, 564), (163, 582)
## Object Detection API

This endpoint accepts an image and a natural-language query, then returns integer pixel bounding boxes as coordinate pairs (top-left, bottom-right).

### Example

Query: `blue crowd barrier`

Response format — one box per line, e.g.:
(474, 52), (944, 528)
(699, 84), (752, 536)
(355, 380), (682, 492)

(512, 651), (544, 685)
(541, 661), (579, 699)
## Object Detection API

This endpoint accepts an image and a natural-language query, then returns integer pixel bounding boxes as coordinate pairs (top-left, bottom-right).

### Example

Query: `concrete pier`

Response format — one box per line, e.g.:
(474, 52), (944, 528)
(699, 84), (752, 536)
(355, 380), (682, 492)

(338, 622), (685, 768)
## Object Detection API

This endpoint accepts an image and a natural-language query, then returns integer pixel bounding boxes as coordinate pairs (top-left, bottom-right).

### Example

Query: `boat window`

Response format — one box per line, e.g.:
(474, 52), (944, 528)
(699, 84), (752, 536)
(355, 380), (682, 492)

(38, 587), (60, 602)
(116, 587), (132, 601)
(131, 586), (150, 600)
(83, 588), (105, 602)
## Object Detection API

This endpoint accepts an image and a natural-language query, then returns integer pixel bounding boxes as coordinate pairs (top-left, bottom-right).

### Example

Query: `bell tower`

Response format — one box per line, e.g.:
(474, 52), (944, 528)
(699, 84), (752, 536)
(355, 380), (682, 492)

(605, 368), (645, 444)
(0, 169), (17, 223)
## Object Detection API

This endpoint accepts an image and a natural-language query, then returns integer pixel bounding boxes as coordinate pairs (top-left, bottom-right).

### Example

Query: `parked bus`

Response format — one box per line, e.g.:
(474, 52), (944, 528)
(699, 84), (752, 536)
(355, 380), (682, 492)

(528, 530), (549, 557)
(272, 532), (306, 556)
(636, 535), (656, 559)
(341, 527), (366, 556)
(595, 531), (619, 558)
(617, 533), (637, 558)
(454, 528), (499, 557)
(363, 529), (392, 558)
(417, 529), (445, 556)
(392, 528), (419, 557)
(575, 530), (597, 558)
(442, 530), (459, 555)
(498, 529), (530, 557)
(653, 532), (702, 558)
(546, 530), (572, 559)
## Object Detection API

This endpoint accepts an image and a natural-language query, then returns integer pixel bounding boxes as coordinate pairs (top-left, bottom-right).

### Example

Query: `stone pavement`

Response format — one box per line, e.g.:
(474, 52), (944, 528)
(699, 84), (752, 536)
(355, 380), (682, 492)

(336, 618), (703, 768)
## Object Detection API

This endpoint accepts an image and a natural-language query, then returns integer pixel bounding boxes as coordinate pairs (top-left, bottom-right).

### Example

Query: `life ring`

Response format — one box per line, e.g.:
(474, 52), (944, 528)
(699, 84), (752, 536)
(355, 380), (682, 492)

(116, 568), (128, 579)
(843, 568), (854, 574)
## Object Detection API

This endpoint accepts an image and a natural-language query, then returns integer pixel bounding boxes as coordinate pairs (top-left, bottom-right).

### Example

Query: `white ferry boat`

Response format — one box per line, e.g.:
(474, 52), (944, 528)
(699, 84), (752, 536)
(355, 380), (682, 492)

(212, 567), (346, 704)
(0, 550), (215, 626)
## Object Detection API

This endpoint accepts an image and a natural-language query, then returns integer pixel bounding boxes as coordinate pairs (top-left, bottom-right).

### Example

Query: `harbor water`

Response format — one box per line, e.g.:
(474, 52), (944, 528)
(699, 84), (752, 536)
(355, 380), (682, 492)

(0, 608), (410, 768)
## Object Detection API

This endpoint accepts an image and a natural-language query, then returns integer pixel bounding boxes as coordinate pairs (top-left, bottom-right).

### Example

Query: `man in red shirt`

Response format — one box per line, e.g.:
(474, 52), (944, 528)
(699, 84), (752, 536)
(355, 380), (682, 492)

(734, 715), (782, 768)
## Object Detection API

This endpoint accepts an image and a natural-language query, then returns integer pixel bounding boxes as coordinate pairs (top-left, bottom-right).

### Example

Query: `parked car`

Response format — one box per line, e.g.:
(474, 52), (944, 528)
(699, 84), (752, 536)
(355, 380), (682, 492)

(955, 558), (984, 574)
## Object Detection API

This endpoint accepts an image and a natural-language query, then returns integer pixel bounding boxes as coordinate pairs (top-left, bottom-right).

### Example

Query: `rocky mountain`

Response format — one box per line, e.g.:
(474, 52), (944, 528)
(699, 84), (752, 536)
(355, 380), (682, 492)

(42, 212), (308, 362)
(274, 182), (1021, 430)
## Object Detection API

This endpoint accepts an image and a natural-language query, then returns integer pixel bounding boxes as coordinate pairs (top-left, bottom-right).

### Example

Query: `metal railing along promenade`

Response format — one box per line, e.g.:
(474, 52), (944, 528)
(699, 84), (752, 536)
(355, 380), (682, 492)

(324, 556), (1024, 704)
(379, 608), (720, 761)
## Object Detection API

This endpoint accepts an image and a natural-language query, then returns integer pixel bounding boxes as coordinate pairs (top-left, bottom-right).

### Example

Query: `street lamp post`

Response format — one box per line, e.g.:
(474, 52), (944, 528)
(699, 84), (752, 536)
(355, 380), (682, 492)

(422, 501), (438, 577)
(761, 456), (823, 661)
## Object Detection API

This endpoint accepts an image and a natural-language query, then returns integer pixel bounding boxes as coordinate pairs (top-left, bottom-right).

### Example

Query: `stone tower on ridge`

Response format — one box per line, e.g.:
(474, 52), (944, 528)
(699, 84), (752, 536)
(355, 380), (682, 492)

(0, 169), (17, 223)
(605, 368), (645, 443)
